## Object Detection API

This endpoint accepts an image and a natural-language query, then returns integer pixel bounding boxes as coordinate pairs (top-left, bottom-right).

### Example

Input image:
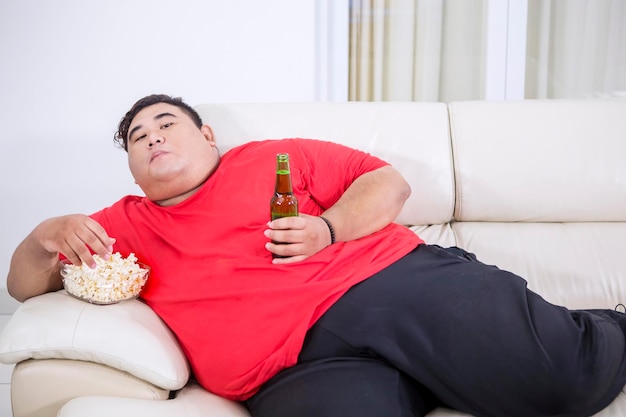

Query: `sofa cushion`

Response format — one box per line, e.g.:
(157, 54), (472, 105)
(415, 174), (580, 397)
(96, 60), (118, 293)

(195, 102), (455, 227)
(0, 290), (189, 390)
(452, 221), (626, 310)
(58, 382), (250, 417)
(449, 99), (626, 222)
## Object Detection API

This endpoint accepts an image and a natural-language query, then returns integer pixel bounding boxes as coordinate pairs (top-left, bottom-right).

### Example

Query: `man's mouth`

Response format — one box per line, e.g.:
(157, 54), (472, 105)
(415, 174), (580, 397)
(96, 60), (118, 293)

(150, 151), (167, 162)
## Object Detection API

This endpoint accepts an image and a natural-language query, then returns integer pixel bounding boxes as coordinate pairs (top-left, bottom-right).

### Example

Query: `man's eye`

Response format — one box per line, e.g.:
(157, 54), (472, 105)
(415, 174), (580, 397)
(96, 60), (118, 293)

(161, 122), (173, 129)
(134, 134), (146, 142)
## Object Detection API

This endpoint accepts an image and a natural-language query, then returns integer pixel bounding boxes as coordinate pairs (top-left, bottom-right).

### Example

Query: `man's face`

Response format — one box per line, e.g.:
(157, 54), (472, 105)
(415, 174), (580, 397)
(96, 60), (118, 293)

(127, 102), (219, 205)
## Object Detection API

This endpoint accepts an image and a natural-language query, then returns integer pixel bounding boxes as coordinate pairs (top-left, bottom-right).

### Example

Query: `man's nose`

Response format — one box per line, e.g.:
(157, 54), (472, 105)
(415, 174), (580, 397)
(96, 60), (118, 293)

(148, 132), (164, 147)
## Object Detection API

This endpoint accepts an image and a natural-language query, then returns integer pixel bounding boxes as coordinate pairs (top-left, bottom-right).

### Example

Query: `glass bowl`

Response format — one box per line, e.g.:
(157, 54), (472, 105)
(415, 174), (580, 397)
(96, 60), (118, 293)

(60, 257), (150, 305)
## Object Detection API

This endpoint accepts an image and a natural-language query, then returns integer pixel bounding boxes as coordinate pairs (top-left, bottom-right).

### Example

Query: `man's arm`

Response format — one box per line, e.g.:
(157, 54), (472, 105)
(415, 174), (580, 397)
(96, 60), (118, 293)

(7, 214), (115, 302)
(265, 165), (411, 262)
(316, 165), (410, 242)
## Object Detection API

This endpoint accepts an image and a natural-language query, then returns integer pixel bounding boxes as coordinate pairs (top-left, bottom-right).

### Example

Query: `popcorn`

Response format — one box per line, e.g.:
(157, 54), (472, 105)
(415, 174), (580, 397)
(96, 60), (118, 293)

(61, 252), (149, 304)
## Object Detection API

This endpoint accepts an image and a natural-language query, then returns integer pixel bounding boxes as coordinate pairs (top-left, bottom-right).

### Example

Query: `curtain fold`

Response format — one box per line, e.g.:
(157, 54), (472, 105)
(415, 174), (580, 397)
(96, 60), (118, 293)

(349, 0), (486, 102)
(525, 0), (626, 99)
(350, 0), (626, 102)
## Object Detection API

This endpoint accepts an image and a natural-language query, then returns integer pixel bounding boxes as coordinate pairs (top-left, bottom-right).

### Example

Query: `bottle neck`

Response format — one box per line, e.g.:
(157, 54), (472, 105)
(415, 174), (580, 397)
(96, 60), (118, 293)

(275, 171), (293, 194)
(275, 156), (293, 193)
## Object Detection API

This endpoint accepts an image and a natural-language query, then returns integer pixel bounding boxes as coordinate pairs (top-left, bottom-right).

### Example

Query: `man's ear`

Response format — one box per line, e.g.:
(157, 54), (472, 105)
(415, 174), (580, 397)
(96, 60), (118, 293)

(201, 125), (216, 145)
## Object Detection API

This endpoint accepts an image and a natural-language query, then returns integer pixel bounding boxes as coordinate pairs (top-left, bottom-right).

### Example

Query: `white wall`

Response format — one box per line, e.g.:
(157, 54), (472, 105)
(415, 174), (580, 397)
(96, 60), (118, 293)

(0, 0), (348, 301)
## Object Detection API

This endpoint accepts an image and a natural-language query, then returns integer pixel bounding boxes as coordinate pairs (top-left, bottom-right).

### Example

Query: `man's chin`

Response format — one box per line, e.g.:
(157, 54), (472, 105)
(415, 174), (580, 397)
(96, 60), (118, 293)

(147, 181), (207, 207)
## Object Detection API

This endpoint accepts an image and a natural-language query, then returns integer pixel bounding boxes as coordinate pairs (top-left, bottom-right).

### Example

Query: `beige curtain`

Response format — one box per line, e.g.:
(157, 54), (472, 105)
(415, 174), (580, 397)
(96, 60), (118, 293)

(349, 0), (488, 102)
(525, 0), (626, 99)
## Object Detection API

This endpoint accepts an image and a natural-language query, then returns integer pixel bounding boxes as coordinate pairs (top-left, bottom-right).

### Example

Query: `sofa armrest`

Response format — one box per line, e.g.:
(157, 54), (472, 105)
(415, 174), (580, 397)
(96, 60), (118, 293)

(11, 358), (171, 417)
(58, 382), (250, 417)
(0, 290), (189, 390)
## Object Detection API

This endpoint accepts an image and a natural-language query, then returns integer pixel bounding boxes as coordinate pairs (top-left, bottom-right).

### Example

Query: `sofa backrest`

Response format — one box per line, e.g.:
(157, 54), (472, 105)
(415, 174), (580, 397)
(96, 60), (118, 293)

(196, 99), (626, 310)
(195, 102), (455, 228)
(449, 100), (626, 223)
(448, 100), (626, 309)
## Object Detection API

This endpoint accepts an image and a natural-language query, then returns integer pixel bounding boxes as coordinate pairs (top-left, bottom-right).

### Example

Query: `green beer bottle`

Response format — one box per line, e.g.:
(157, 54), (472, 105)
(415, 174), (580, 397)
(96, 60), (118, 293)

(270, 153), (298, 257)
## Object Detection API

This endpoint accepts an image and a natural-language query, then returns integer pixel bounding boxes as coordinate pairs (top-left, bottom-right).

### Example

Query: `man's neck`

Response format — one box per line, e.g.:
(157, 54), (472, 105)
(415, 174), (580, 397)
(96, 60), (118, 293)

(155, 181), (205, 206)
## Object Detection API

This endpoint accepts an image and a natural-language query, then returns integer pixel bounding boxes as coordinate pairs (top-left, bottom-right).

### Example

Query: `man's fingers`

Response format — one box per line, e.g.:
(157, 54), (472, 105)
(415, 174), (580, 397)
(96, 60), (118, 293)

(265, 241), (308, 263)
(62, 232), (98, 268)
(264, 228), (304, 246)
(267, 215), (306, 230)
(271, 254), (308, 264)
(30, 214), (114, 270)
(85, 218), (116, 254)
(265, 214), (332, 261)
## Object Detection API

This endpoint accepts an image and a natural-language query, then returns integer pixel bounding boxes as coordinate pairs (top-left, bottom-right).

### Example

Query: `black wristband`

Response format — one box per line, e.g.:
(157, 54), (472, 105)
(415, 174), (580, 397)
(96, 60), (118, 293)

(319, 216), (336, 245)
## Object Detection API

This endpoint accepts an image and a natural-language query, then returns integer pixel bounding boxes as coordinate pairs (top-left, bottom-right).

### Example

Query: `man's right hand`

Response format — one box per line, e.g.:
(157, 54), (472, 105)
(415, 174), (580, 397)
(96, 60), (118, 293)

(34, 214), (115, 268)
(7, 214), (114, 302)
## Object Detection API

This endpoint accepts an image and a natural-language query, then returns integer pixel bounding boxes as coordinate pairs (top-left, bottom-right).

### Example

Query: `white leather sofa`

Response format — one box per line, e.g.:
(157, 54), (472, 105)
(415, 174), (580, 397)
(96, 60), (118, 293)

(1, 99), (626, 417)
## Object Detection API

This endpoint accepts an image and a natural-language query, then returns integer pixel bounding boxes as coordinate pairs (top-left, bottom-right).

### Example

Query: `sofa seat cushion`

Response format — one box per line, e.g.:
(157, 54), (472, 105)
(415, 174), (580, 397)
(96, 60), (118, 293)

(452, 221), (626, 310)
(0, 290), (189, 390)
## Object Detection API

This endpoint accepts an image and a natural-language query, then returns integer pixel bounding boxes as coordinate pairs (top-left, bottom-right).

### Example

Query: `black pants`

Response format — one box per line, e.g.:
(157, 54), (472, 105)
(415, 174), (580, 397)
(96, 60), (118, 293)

(247, 245), (626, 417)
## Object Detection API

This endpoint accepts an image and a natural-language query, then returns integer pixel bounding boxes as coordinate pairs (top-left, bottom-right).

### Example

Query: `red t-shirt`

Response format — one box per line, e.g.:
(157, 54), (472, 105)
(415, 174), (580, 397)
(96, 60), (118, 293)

(91, 139), (423, 400)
